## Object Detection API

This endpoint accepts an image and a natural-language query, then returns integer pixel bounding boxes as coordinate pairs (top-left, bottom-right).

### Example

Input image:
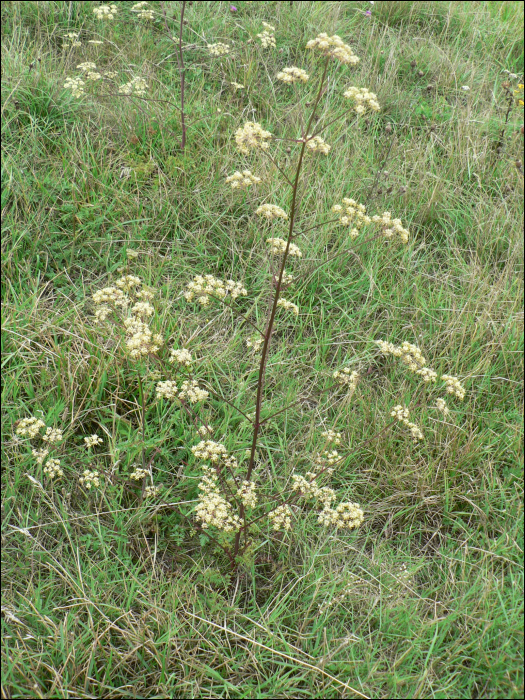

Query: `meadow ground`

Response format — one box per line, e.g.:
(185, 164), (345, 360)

(1, 1), (524, 698)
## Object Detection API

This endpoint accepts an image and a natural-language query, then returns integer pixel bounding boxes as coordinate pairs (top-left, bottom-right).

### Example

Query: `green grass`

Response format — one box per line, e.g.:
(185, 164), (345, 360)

(1, 1), (524, 698)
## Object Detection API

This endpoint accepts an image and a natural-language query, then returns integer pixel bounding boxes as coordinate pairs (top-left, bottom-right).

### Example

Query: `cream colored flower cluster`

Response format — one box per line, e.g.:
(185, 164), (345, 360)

(32, 448), (49, 465)
(93, 4), (117, 20)
(184, 274), (247, 306)
(84, 434), (103, 448)
(79, 469), (100, 489)
(321, 429), (342, 445)
(15, 417), (45, 439)
(305, 135), (331, 154)
(64, 76), (86, 98)
(246, 335), (264, 352)
(198, 425), (213, 437)
(333, 368), (359, 391)
(390, 405), (424, 441)
(256, 204), (288, 220)
(119, 77), (148, 97)
(231, 82), (244, 91)
(63, 32), (81, 49)
(317, 501), (364, 529)
(144, 485), (163, 498)
(207, 43), (231, 56)
(266, 238), (302, 257)
(375, 340), (436, 381)
(179, 380), (209, 403)
(306, 33), (360, 65)
(343, 86), (381, 114)
(77, 62), (97, 73)
(42, 427), (63, 444)
(192, 440), (228, 463)
(237, 480), (258, 508)
(314, 449), (340, 472)
(196, 466), (243, 531)
(257, 22), (276, 49)
(268, 504), (292, 531)
(292, 464), (364, 530)
(332, 198), (371, 239)
(226, 170), (262, 189)
(277, 298), (299, 315)
(130, 467), (149, 480)
(169, 348), (192, 366)
(131, 2), (154, 20)
(435, 398), (450, 416)
(371, 212), (410, 244)
(277, 66), (309, 84)
(156, 380), (179, 400)
(235, 122), (272, 154)
(441, 375), (466, 400)
(123, 316), (163, 359)
(43, 458), (64, 479)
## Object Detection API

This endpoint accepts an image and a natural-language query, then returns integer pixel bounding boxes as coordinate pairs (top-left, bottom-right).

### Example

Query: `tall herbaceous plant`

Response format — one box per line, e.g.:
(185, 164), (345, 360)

(16, 23), (467, 570)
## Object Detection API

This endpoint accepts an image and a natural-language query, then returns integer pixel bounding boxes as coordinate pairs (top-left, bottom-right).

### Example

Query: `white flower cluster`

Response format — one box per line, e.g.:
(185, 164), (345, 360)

(375, 340), (436, 381)
(79, 469), (100, 489)
(268, 504), (292, 531)
(196, 466), (243, 531)
(92, 286), (127, 306)
(63, 32), (81, 49)
(235, 122), (272, 154)
(317, 501), (364, 529)
(276, 66), (309, 84)
(390, 405), (424, 441)
(277, 298), (299, 315)
(43, 458), (64, 479)
(207, 43), (231, 56)
(198, 424), (213, 437)
(123, 316), (163, 359)
(435, 398), (450, 416)
(192, 440), (228, 463)
(231, 82), (244, 91)
(291, 472), (336, 507)
(246, 335), (264, 352)
(305, 135), (331, 154)
(314, 449), (340, 472)
(333, 368), (359, 391)
(321, 429), (342, 445)
(371, 212), (410, 244)
(130, 467), (149, 480)
(93, 4), (117, 20)
(84, 434), (103, 448)
(226, 170), (262, 189)
(343, 86), (381, 114)
(332, 198), (371, 239)
(156, 380), (179, 400)
(131, 301), (155, 318)
(16, 417), (45, 439)
(441, 375), (466, 400)
(42, 427), (63, 444)
(32, 448), (49, 465)
(119, 77), (148, 97)
(64, 76), (85, 98)
(131, 1), (154, 20)
(144, 484), (163, 498)
(306, 33), (360, 65)
(77, 62), (97, 73)
(178, 380), (209, 403)
(237, 480), (257, 508)
(169, 348), (192, 366)
(256, 204), (288, 220)
(266, 238), (302, 257)
(115, 275), (142, 292)
(257, 22), (276, 49)
(184, 274), (247, 305)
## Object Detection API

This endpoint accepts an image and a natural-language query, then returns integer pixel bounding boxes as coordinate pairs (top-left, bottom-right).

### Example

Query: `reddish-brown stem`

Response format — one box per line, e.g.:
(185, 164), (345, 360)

(233, 57), (331, 558)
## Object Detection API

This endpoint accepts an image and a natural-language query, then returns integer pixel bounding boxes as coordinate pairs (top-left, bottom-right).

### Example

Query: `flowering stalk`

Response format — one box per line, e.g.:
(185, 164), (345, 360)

(177, 1), (187, 150)
(234, 57), (331, 558)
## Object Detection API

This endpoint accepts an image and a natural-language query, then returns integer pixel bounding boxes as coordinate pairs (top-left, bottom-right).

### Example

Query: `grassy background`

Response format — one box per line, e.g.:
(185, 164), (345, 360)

(1, 1), (523, 697)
